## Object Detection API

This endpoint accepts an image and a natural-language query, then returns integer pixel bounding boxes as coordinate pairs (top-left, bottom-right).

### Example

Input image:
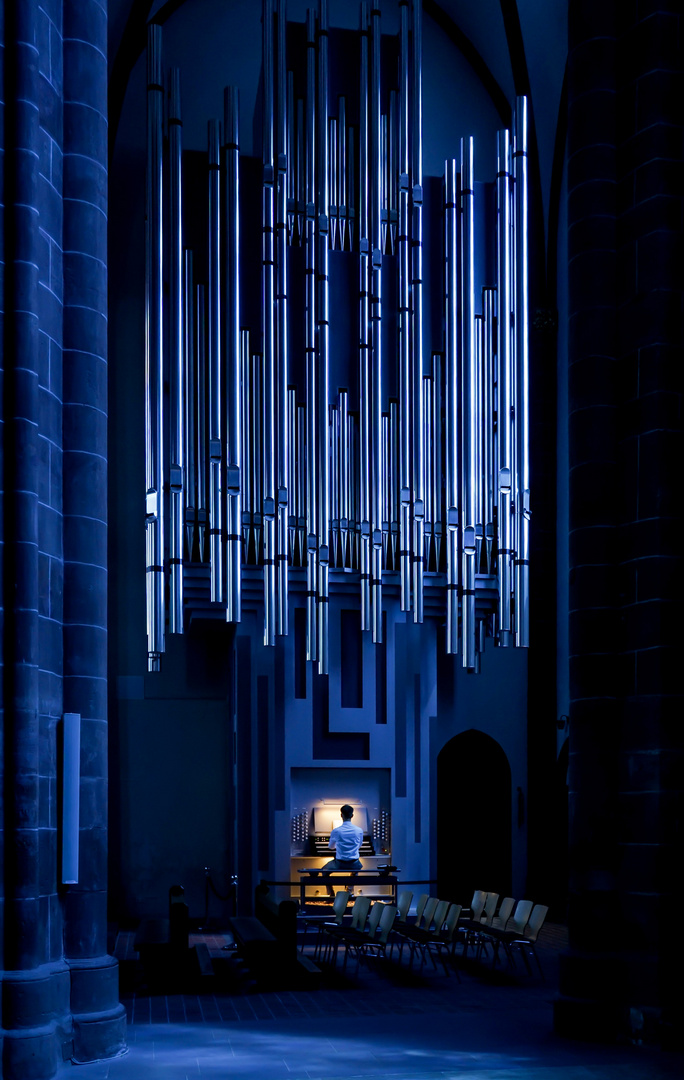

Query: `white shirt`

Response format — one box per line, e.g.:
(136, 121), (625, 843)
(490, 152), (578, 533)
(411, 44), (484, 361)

(329, 820), (363, 860)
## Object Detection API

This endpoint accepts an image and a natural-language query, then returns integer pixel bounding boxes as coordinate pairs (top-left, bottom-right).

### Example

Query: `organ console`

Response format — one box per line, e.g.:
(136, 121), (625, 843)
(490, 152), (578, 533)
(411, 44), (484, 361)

(291, 803), (391, 900)
(144, 1), (531, 675)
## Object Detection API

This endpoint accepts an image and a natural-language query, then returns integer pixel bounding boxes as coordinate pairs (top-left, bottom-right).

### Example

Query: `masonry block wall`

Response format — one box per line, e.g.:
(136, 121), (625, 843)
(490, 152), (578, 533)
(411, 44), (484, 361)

(557, 0), (683, 1043)
(1, 2), (126, 1077)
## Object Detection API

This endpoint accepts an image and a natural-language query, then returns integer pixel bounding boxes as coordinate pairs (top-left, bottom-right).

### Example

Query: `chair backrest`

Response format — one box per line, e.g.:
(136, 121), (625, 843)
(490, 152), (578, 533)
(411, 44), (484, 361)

(430, 899), (450, 935)
(481, 892), (499, 925)
(350, 895), (372, 931)
(507, 899), (534, 935)
(366, 901), (385, 939)
(442, 903), (462, 942)
(471, 890), (487, 921)
(332, 890), (349, 924)
(420, 896), (439, 930)
(492, 896), (515, 929)
(414, 893), (428, 924)
(396, 891), (413, 923)
(375, 904), (397, 944)
(522, 904), (549, 943)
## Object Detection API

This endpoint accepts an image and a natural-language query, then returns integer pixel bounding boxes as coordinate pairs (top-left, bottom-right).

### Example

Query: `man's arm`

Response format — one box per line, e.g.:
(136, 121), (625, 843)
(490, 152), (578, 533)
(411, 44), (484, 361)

(327, 826), (337, 851)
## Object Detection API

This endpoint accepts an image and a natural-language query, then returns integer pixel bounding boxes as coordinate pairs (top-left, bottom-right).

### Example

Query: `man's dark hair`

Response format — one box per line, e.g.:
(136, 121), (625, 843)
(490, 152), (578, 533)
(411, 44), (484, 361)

(340, 804), (354, 820)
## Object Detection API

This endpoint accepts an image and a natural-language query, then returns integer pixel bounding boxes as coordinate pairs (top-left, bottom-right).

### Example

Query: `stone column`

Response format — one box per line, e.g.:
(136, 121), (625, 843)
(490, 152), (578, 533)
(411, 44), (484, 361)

(556, 0), (683, 1043)
(61, 0), (126, 1062)
(1, 4), (72, 1076)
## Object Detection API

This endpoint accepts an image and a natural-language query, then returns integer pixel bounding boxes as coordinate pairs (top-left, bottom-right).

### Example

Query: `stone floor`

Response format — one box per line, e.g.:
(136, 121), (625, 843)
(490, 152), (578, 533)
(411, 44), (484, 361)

(58, 923), (683, 1080)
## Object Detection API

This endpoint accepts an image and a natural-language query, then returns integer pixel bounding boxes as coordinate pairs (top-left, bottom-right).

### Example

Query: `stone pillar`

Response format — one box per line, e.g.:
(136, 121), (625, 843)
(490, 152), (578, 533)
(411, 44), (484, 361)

(1, 4), (71, 1077)
(61, 0), (126, 1062)
(556, 0), (683, 1044)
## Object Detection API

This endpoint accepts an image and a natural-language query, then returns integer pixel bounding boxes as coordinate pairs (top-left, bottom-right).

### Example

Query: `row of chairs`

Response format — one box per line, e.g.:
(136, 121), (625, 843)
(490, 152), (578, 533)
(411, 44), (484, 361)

(459, 890), (549, 977)
(306, 888), (548, 979)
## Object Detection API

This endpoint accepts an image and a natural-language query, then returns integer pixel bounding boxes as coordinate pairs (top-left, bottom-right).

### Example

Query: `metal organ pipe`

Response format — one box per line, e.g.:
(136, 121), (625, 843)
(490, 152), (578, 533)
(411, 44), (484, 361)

(317, 0), (330, 673)
(358, 1), (371, 633)
(444, 159), (458, 656)
(514, 97), (530, 648)
(208, 119), (223, 605)
(460, 137), (476, 671)
(276, 0), (289, 636)
(431, 352), (442, 572)
(224, 87), (241, 624)
(169, 68), (184, 635)
(145, 24), (164, 671)
(370, 0), (383, 644)
(411, 0), (424, 626)
(143, 7), (532, 677)
(196, 284), (207, 562)
(305, 6), (318, 661)
(263, 0), (276, 646)
(483, 288), (495, 573)
(183, 252), (195, 561)
(496, 128), (513, 645)
(398, 0), (411, 612)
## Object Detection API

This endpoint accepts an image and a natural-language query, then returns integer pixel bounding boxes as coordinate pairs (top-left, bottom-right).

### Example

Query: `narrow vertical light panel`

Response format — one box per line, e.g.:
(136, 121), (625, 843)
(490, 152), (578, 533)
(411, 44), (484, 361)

(276, 0), (289, 636)
(370, 0), (383, 644)
(317, 0), (330, 673)
(514, 96), (530, 647)
(61, 713), (81, 885)
(496, 128), (513, 645)
(398, 0), (411, 612)
(262, 0), (276, 646)
(208, 119), (223, 605)
(460, 136), (476, 671)
(358, 0), (371, 633)
(145, 24), (164, 671)
(444, 159), (459, 656)
(305, 6), (318, 661)
(411, 0), (425, 626)
(169, 68), (184, 634)
(225, 87), (241, 624)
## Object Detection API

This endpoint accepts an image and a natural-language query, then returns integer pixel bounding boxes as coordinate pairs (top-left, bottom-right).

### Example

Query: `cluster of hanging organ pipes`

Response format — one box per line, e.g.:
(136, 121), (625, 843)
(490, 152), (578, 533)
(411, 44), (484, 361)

(145, 0), (530, 676)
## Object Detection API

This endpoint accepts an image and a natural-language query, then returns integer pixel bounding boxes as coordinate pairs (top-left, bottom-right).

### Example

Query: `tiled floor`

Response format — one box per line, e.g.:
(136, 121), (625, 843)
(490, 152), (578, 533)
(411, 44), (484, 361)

(59, 925), (683, 1080)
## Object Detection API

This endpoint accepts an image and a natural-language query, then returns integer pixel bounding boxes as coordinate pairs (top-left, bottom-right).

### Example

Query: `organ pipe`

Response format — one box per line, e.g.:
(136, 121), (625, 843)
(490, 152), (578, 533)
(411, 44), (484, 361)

(317, 0), (331, 673)
(263, 0), (276, 646)
(444, 158), (459, 656)
(276, 0), (289, 636)
(183, 251), (195, 561)
(196, 284), (207, 562)
(358, 0), (371, 632)
(370, 0), (383, 644)
(169, 68), (184, 635)
(143, 17), (531, 676)
(398, 0), (411, 612)
(208, 118), (223, 605)
(145, 23), (164, 672)
(411, 0), (424, 626)
(514, 97), (530, 648)
(305, 6), (318, 661)
(496, 127), (513, 646)
(461, 136), (476, 671)
(224, 87), (241, 624)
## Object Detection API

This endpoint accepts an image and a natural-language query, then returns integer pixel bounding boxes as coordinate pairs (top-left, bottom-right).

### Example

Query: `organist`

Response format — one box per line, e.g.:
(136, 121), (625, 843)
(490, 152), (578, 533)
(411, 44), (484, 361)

(321, 804), (363, 897)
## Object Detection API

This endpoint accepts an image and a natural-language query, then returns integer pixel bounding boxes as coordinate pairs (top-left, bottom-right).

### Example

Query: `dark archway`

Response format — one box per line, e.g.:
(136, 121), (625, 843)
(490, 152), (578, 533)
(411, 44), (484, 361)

(437, 730), (512, 903)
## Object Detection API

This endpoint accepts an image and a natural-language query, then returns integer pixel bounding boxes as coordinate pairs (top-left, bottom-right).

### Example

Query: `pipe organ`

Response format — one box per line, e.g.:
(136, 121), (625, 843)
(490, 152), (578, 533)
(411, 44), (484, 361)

(144, 0), (530, 675)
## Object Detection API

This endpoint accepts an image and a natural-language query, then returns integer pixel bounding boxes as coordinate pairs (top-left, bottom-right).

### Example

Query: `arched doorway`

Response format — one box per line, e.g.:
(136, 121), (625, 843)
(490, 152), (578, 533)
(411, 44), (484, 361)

(437, 730), (512, 903)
